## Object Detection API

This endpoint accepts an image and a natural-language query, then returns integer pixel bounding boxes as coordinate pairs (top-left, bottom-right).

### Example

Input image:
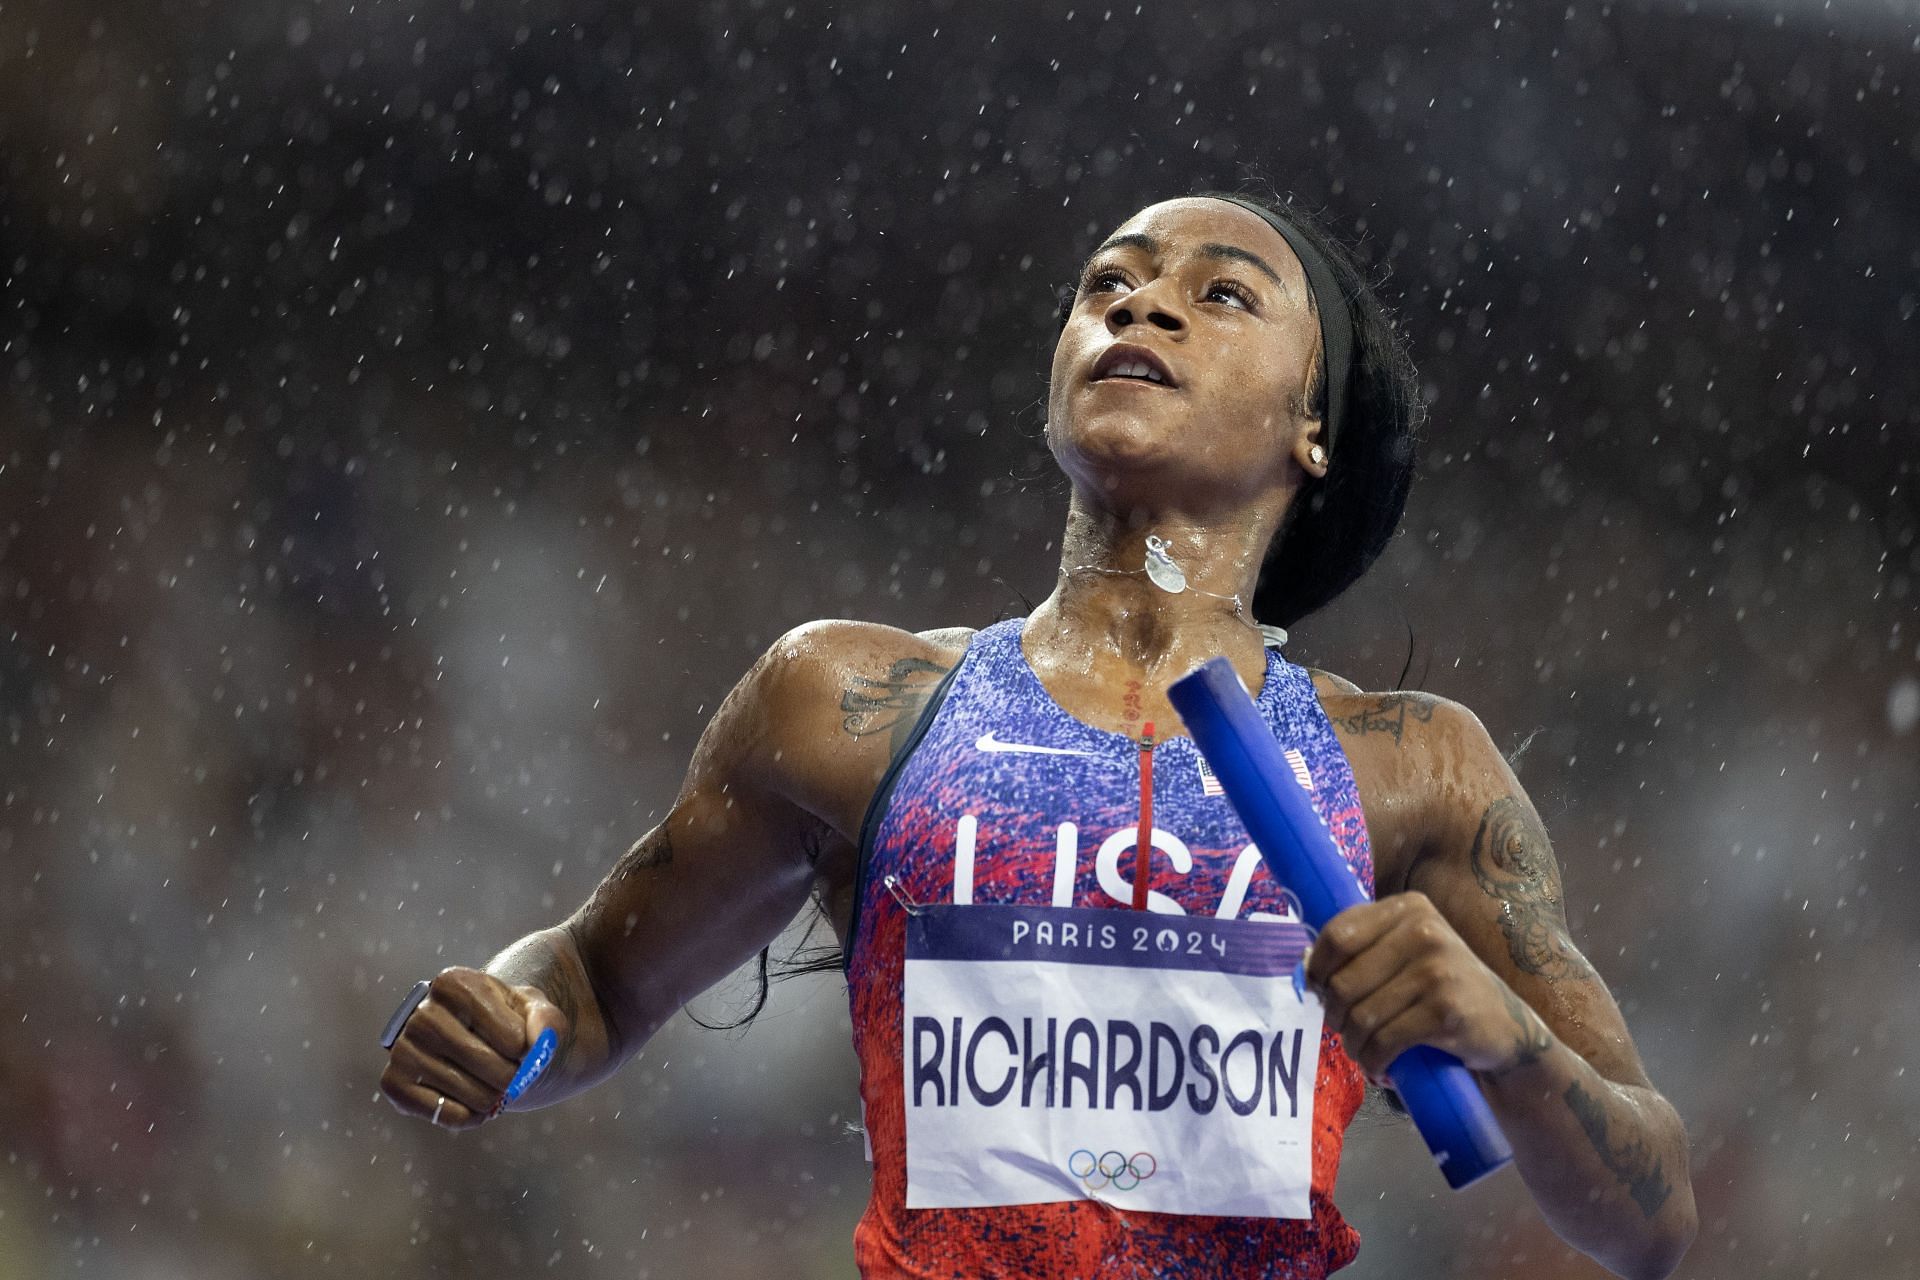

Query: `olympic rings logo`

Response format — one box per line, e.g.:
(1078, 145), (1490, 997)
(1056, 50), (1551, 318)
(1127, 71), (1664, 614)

(1068, 1148), (1158, 1192)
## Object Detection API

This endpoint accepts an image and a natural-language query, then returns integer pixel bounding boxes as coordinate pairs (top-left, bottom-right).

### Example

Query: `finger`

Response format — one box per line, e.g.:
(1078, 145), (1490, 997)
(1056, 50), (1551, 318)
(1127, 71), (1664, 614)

(1344, 982), (1459, 1082)
(378, 1061), (453, 1120)
(390, 1036), (503, 1117)
(388, 1078), (483, 1132)
(1315, 915), (1440, 1029)
(517, 989), (567, 1045)
(1305, 898), (1420, 990)
(1335, 962), (1440, 1072)
(503, 983), (569, 1049)
(428, 969), (530, 1060)
(406, 1001), (520, 1092)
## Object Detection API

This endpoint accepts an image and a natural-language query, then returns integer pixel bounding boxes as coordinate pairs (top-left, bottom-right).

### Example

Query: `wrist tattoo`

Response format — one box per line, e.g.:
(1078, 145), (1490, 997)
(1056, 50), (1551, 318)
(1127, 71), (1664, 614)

(1494, 981), (1553, 1072)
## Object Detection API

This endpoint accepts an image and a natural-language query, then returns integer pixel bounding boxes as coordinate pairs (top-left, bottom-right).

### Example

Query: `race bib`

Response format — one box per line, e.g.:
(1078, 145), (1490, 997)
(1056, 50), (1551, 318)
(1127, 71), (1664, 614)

(902, 903), (1323, 1218)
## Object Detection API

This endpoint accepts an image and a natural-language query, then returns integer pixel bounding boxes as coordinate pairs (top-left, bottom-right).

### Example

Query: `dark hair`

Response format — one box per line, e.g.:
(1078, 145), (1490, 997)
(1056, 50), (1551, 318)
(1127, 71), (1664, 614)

(684, 907), (840, 1033)
(1191, 189), (1425, 630)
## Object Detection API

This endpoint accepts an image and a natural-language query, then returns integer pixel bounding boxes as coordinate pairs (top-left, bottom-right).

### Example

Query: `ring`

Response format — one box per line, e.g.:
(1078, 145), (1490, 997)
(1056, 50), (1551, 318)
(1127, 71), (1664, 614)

(431, 1096), (447, 1126)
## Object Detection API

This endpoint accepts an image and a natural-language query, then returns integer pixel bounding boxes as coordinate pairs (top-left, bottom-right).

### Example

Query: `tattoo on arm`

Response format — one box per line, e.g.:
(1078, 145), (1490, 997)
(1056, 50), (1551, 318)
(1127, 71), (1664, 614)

(577, 825), (675, 925)
(1467, 795), (1600, 984)
(1492, 980), (1553, 1072)
(561, 828), (680, 1055)
(1563, 1078), (1675, 1219)
(614, 825), (675, 875)
(1332, 693), (1437, 745)
(840, 656), (952, 753)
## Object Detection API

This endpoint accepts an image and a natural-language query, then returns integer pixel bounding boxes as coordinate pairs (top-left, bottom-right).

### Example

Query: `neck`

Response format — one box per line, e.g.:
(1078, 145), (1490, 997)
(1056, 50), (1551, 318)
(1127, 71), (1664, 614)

(1029, 498), (1277, 672)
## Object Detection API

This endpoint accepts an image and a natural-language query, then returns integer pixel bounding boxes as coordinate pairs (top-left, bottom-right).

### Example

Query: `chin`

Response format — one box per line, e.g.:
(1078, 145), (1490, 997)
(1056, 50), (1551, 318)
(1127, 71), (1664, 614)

(1052, 416), (1167, 479)
(1052, 417), (1194, 506)
(1054, 401), (1181, 467)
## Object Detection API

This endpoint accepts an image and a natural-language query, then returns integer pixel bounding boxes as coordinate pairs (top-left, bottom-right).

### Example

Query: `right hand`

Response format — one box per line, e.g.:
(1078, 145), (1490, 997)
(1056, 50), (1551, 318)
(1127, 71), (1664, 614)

(378, 966), (568, 1131)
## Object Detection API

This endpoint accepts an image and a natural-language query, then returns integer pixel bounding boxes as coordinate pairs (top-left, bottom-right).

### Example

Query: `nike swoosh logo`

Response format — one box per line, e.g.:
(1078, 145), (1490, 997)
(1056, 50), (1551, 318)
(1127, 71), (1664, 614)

(974, 731), (1097, 758)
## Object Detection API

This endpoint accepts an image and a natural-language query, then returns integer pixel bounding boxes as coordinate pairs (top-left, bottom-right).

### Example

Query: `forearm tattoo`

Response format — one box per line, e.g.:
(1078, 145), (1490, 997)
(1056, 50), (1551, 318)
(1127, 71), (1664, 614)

(1495, 980), (1553, 1072)
(1563, 1078), (1675, 1219)
(615, 825), (675, 874)
(1467, 795), (1599, 983)
(841, 657), (952, 753)
(579, 825), (675, 923)
(1331, 692), (1437, 746)
(561, 827), (678, 1053)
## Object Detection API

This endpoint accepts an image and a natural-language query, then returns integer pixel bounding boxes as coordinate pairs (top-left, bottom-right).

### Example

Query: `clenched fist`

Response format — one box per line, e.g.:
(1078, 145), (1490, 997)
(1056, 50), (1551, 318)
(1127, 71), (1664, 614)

(379, 967), (568, 1131)
(1302, 891), (1553, 1083)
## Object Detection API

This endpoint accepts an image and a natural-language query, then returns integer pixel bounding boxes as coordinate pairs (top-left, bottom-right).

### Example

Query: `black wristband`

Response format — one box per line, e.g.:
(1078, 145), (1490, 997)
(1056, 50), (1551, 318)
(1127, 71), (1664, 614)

(379, 978), (432, 1050)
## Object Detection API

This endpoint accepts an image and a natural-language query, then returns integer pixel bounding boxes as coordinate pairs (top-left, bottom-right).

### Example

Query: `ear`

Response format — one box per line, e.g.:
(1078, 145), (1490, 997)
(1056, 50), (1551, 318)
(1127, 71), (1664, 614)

(1293, 422), (1329, 481)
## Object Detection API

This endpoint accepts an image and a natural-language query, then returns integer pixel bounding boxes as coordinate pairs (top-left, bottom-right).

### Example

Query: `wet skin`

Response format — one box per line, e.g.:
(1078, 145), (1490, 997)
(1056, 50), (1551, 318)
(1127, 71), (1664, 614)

(379, 199), (1696, 1280)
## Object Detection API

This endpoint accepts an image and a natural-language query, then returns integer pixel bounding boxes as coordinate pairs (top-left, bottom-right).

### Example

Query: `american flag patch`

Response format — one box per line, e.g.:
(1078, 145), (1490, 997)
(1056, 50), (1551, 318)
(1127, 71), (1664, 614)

(1195, 755), (1224, 797)
(1282, 747), (1314, 793)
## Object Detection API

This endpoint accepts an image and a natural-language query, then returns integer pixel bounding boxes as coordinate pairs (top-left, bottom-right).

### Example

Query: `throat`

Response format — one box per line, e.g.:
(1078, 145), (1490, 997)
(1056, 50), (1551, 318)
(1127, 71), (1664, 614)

(1038, 577), (1260, 670)
(1020, 602), (1269, 741)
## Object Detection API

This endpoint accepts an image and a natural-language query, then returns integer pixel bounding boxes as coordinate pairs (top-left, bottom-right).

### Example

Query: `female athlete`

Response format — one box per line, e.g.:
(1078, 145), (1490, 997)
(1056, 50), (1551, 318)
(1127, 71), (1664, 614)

(377, 192), (1697, 1279)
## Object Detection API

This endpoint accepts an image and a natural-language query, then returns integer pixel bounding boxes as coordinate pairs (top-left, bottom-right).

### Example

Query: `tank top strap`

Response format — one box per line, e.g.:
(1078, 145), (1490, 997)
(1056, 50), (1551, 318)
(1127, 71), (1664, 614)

(1258, 645), (1378, 898)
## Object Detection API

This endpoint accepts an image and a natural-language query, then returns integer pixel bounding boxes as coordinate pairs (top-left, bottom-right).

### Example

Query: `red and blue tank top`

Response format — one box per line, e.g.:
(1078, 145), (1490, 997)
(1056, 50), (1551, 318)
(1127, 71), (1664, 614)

(844, 617), (1376, 1278)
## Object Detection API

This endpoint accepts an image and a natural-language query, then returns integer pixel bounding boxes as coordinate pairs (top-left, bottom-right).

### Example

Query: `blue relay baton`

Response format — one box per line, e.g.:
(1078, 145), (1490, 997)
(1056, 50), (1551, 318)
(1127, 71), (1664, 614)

(1167, 657), (1514, 1190)
(490, 1027), (558, 1117)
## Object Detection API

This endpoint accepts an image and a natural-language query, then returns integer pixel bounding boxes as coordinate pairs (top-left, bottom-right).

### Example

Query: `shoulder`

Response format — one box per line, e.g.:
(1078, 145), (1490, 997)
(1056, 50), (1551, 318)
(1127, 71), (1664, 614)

(750, 619), (973, 708)
(1308, 668), (1493, 779)
(1305, 666), (1486, 756)
(718, 620), (975, 839)
(1305, 670), (1510, 892)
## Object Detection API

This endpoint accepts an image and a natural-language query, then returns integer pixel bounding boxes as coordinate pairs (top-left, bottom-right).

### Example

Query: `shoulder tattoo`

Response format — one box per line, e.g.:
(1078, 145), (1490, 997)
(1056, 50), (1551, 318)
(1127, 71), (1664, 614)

(1331, 692), (1438, 746)
(1467, 795), (1600, 984)
(840, 656), (952, 754)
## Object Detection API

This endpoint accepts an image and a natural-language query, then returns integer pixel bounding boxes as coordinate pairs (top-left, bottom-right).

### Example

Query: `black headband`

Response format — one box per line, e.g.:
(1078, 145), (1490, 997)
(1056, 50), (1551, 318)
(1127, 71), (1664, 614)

(1205, 194), (1353, 463)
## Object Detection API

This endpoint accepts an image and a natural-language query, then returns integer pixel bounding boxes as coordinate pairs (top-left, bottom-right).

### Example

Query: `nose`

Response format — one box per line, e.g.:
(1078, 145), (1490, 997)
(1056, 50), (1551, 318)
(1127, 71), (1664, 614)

(1104, 279), (1188, 336)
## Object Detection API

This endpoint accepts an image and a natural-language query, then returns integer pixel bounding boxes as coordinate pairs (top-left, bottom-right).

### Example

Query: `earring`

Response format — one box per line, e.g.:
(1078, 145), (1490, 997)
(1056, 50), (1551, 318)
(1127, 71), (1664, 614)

(1309, 444), (1327, 468)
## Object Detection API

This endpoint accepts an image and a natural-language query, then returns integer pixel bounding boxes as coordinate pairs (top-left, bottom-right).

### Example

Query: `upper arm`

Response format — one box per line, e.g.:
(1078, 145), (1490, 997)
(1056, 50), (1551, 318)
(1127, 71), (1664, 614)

(560, 619), (962, 1054)
(561, 629), (839, 1053)
(1404, 699), (1653, 1091)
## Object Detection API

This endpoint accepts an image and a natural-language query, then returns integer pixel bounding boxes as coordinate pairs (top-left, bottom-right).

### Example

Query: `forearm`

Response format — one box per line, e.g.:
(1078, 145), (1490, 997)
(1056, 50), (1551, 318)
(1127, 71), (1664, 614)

(1477, 1037), (1697, 1279)
(483, 924), (636, 1110)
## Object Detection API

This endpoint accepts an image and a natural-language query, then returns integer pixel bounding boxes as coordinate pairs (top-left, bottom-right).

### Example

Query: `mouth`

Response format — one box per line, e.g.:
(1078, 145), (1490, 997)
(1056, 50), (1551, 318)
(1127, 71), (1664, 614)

(1090, 345), (1178, 388)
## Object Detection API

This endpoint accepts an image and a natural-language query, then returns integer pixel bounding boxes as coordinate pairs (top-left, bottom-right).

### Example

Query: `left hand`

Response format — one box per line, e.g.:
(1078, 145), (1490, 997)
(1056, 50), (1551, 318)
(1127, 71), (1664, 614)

(1302, 890), (1552, 1083)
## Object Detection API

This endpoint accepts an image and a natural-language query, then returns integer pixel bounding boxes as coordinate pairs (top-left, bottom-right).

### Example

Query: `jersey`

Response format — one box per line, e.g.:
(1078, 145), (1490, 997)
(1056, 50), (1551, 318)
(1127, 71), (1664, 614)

(843, 618), (1377, 1278)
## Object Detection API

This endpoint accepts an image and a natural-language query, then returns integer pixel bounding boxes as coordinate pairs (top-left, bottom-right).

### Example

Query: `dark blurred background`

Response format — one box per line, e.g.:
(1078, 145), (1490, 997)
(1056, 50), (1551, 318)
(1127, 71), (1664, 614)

(2, 0), (1916, 1275)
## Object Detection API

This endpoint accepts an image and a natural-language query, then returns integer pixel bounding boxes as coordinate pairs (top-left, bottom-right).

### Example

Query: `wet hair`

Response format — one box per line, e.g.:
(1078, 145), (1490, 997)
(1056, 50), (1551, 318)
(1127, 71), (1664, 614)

(684, 908), (839, 1033)
(1192, 190), (1425, 629)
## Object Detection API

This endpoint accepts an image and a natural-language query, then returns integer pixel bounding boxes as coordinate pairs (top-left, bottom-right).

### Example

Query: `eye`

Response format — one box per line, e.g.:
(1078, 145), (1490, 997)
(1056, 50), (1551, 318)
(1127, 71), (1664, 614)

(1205, 279), (1257, 311)
(1080, 265), (1132, 295)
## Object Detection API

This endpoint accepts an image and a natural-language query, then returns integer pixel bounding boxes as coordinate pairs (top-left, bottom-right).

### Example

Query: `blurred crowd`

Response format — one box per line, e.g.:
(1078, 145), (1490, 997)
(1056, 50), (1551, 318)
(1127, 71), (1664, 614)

(2, 0), (1915, 1276)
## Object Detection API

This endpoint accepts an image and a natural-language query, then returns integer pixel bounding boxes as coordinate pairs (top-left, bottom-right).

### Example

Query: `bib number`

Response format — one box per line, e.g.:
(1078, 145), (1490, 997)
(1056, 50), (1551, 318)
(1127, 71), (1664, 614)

(902, 903), (1323, 1218)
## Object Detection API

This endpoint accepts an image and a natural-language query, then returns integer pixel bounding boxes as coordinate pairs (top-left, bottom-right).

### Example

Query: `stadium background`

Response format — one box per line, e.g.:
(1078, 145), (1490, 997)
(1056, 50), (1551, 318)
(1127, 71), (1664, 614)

(2, 0), (1916, 1275)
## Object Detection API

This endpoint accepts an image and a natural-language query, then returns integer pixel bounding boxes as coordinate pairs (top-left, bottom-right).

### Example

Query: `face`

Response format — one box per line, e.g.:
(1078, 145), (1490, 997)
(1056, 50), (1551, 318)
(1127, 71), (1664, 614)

(1046, 197), (1328, 513)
